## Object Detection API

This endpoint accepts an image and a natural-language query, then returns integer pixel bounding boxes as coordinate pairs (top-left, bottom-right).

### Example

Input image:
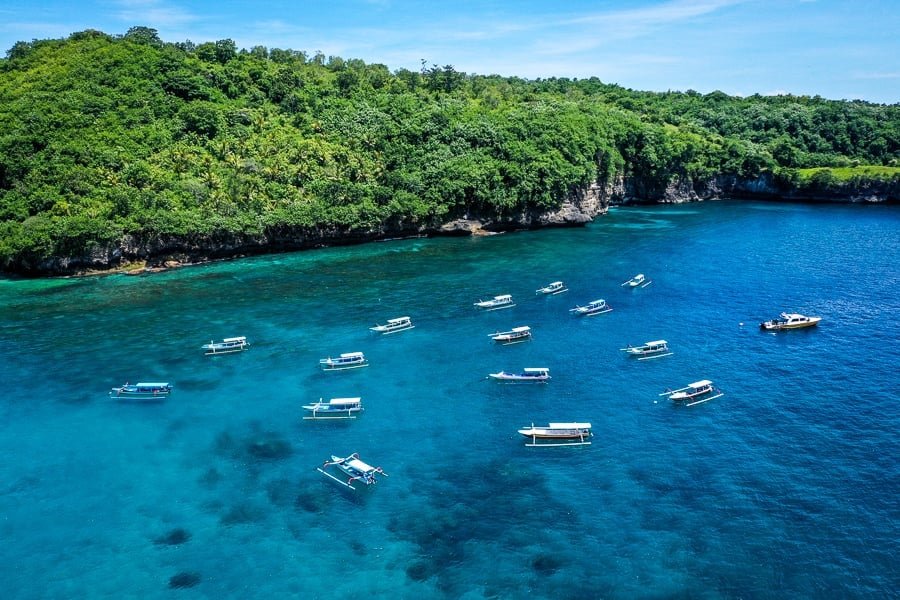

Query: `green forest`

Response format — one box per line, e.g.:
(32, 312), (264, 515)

(1, 28), (898, 273)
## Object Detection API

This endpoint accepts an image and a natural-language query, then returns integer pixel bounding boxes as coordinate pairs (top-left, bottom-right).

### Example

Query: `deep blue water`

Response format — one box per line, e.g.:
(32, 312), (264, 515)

(1, 201), (898, 599)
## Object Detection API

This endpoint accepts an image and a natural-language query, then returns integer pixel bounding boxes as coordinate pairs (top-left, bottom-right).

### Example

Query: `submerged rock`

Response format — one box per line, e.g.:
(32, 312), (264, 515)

(154, 528), (191, 546)
(168, 571), (201, 589)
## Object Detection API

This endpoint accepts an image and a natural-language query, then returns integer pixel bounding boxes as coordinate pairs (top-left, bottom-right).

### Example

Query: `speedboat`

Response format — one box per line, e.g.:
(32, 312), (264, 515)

(760, 312), (821, 331)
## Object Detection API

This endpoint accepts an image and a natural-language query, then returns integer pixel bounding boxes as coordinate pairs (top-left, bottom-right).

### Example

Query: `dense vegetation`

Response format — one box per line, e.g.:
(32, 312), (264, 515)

(1, 28), (898, 272)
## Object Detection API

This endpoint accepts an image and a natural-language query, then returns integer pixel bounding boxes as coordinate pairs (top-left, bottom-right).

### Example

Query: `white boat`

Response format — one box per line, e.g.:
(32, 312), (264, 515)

(660, 379), (724, 406)
(302, 397), (364, 420)
(109, 382), (172, 400)
(569, 299), (612, 316)
(518, 422), (592, 447)
(490, 326), (532, 344)
(370, 316), (414, 334)
(760, 312), (821, 331)
(317, 453), (388, 490)
(201, 336), (249, 355)
(622, 273), (651, 288)
(536, 281), (568, 295)
(620, 340), (672, 360)
(488, 367), (551, 383)
(474, 294), (515, 311)
(319, 352), (369, 371)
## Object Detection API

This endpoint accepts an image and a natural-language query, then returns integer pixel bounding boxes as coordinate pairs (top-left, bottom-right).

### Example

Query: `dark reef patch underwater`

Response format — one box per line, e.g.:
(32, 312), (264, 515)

(0, 202), (897, 598)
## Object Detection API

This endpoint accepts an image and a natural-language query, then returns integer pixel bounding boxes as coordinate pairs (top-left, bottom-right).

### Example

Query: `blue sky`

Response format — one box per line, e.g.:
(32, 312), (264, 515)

(1, 0), (897, 103)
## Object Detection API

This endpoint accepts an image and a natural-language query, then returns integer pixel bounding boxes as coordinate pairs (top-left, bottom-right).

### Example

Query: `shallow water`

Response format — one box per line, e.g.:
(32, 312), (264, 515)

(1, 201), (898, 598)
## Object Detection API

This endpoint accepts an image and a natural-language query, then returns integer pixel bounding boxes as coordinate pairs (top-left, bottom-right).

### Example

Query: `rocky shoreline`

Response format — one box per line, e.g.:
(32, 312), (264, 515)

(8, 173), (898, 278)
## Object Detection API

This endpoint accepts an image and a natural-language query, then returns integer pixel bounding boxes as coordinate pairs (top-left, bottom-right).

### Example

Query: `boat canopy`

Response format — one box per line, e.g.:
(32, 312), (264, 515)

(689, 380), (713, 388)
(646, 340), (667, 346)
(340, 352), (365, 359)
(548, 422), (591, 429)
(223, 336), (247, 343)
(523, 368), (549, 373)
(135, 382), (170, 387)
(329, 397), (362, 405)
(387, 317), (411, 324)
(346, 458), (375, 472)
(511, 326), (531, 333)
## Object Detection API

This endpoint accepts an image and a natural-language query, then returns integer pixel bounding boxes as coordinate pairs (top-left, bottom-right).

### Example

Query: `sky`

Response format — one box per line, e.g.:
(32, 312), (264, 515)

(0, 0), (898, 104)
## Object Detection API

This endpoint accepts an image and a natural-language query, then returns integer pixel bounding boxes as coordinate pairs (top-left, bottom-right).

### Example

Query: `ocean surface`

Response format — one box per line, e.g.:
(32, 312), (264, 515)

(1, 201), (898, 599)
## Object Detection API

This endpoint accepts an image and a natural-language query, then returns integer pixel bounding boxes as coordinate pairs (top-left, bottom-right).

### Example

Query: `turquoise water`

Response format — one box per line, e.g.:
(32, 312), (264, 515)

(1, 201), (898, 599)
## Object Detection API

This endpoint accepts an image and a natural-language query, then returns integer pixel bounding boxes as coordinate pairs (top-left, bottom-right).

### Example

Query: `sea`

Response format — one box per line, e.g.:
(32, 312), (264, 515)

(0, 201), (897, 599)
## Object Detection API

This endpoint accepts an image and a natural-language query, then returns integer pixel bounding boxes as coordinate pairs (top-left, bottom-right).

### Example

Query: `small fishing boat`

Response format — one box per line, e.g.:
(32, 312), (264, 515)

(317, 453), (388, 490)
(518, 422), (592, 447)
(370, 316), (414, 334)
(620, 340), (672, 360)
(569, 299), (612, 316)
(201, 336), (249, 355)
(622, 273), (651, 288)
(490, 326), (532, 345)
(474, 294), (516, 311)
(488, 367), (551, 382)
(110, 382), (172, 400)
(760, 312), (821, 331)
(319, 352), (369, 371)
(302, 397), (364, 420)
(660, 379), (724, 406)
(536, 281), (568, 295)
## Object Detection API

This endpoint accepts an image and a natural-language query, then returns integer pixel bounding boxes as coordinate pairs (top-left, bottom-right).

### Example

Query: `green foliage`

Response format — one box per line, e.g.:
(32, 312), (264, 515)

(0, 30), (897, 271)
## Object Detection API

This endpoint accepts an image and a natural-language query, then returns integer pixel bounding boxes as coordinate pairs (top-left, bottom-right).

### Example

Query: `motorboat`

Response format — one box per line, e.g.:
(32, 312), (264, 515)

(474, 294), (515, 311)
(370, 316), (414, 334)
(569, 299), (612, 316)
(319, 352), (369, 371)
(302, 397), (364, 420)
(490, 326), (532, 345)
(760, 312), (821, 331)
(317, 453), (388, 490)
(536, 281), (568, 295)
(201, 336), (249, 355)
(518, 422), (592, 446)
(488, 367), (551, 382)
(620, 340), (672, 360)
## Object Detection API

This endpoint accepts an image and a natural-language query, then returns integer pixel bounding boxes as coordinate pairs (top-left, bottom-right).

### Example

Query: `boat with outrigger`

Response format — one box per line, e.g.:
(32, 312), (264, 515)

(536, 281), (568, 295)
(620, 340), (672, 360)
(302, 397), (364, 420)
(518, 422), (592, 447)
(622, 273), (652, 288)
(490, 326), (532, 345)
(201, 336), (249, 355)
(488, 367), (551, 383)
(110, 382), (172, 400)
(319, 352), (369, 371)
(370, 316), (414, 334)
(474, 294), (516, 311)
(317, 453), (388, 490)
(570, 299), (612, 316)
(660, 379), (724, 406)
(760, 312), (821, 331)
